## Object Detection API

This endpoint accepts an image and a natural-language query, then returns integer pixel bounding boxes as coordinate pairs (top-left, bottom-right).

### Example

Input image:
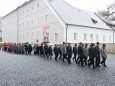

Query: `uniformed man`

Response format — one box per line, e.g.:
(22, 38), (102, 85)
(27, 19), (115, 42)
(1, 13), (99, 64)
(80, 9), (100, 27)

(88, 45), (92, 64)
(44, 43), (49, 58)
(95, 42), (101, 67)
(83, 43), (88, 65)
(101, 44), (107, 67)
(48, 45), (53, 59)
(40, 44), (44, 56)
(67, 43), (73, 64)
(77, 42), (84, 66)
(88, 43), (96, 69)
(53, 44), (59, 61)
(61, 42), (67, 63)
(73, 43), (78, 62)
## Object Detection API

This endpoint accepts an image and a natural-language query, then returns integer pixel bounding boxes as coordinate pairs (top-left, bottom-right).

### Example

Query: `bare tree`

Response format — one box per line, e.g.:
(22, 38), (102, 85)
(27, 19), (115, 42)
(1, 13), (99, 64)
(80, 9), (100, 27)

(98, 2), (115, 21)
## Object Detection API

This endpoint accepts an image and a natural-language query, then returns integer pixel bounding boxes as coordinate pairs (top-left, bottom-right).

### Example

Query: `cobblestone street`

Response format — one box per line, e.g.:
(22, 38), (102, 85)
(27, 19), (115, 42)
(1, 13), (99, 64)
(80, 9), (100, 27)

(0, 51), (115, 86)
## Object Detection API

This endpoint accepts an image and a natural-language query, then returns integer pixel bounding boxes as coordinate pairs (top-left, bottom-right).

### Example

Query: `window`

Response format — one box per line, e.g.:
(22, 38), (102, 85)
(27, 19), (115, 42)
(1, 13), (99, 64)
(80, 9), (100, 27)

(23, 11), (24, 14)
(74, 33), (77, 40)
(31, 32), (33, 37)
(27, 21), (28, 26)
(96, 34), (99, 41)
(37, 31), (39, 37)
(19, 24), (21, 28)
(45, 15), (48, 22)
(91, 18), (97, 24)
(31, 7), (33, 11)
(27, 9), (28, 13)
(23, 33), (24, 38)
(84, 33), (87, 41)
(27, 32), (28, 38)
(37, 18), (39, 24)
(38, 3), (39, 8)
(23, 22), (24, 27)
(109, 35), (111, 41)
(55, 33), (58, 41)
(103, 35), (106, 41)
(31, 20), (33, 25)
(90, 34), (93, 41)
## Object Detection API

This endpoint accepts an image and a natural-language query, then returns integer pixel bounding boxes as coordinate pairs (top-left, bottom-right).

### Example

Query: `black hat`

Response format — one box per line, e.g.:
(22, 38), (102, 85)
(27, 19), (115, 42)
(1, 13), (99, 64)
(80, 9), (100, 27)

(92, 43), (95, 46)
(96, 42), (100, 44)
(75, 43), (77, 46)
(79, 42), (82, 44)
(103, 44), (106, 46)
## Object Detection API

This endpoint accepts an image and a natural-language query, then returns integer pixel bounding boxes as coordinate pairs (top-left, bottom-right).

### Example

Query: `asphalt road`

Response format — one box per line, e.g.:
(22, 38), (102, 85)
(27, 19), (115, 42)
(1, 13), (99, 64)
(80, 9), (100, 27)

(0, 51), (115, 86)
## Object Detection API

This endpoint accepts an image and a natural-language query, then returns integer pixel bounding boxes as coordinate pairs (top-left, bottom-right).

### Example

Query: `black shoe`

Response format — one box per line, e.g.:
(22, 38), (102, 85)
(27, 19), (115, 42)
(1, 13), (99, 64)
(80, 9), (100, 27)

(98, 65), (101, 67)
(93, 67), (96, 69)
(104, 65), (107, 67)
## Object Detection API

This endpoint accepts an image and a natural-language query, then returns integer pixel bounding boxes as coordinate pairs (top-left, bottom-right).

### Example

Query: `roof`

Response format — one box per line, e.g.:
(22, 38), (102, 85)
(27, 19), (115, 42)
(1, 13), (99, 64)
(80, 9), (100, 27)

(3, 0), (33, 18)
(48, 0), (112, 30)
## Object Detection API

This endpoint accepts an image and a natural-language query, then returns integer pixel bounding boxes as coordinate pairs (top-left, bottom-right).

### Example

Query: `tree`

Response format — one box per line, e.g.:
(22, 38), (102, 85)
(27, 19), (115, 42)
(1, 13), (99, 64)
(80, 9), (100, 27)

(98, 2), (115, 22)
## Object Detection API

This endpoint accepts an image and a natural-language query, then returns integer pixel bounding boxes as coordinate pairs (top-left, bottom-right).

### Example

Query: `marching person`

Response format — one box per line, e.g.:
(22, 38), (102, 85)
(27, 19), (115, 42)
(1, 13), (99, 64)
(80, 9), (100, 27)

(28, 44), (32, 55)
(61, 42), (67, 63)
(24, 44), (28, 54)
(58, 45), (62, 60)
(40, 44), (44, 56)
(95, 42), (101, 67)
(101, 44), (107, 67)
(88, 45), (92, 64)
(44, 43), (49, 58)
(67, 43), (73, 64)
(54, 44), (59, 61)
(48, 45), (53, 59)
(83, 43), (88, 65)
(73, 43), (78, 62)
(77, 42), (84, 66)
(88, 43), (96, 69)
(33, 44), (37, 55)
(36, 44), (40, 55)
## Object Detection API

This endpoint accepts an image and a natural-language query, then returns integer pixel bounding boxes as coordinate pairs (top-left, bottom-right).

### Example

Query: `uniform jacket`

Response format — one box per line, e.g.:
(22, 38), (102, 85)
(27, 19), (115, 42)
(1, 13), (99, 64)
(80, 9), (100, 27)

(83, 48), (88, 57)
(73, 46), (78, 54)
(101, 48), (107, 58)
(78, 46), (84, 57)
(67, 46), (72, 55)
(61, 45), (67, 54)
(90, 47), (96, 58)
(95, 46), (100, 56)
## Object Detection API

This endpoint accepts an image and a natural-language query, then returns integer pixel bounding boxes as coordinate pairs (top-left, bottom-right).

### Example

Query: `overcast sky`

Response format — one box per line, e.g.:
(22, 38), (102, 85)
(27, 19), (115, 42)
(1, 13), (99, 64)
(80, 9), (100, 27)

(0, 0), (115, 17)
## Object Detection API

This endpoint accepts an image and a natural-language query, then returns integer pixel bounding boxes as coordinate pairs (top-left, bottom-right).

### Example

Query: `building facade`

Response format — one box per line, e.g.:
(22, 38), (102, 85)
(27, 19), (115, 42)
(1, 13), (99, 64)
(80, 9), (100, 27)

(0, 17), (2, 42)
(1, 0), (115, 44)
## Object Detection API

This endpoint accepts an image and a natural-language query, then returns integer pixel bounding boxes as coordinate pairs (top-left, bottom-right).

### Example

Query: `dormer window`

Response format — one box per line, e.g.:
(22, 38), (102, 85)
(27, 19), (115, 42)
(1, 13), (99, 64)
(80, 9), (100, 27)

(91, 18), (97, 24)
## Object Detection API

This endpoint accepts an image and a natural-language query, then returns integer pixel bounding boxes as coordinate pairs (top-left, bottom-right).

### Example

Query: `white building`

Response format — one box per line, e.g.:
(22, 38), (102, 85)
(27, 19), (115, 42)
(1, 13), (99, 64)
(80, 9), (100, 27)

(1, 0), (115, 44)
(0, 17), (2, 42)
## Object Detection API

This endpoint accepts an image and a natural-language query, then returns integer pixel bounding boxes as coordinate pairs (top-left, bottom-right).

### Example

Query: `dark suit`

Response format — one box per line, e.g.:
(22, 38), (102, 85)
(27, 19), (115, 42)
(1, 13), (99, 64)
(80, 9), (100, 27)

(77, 46), (84, 66)
(54, 47), (59, 61)
(73, 46), (78, 61)
(95, 46), (100, 67)
(88, 47), (96, 68)
(67, 46), (72, 63)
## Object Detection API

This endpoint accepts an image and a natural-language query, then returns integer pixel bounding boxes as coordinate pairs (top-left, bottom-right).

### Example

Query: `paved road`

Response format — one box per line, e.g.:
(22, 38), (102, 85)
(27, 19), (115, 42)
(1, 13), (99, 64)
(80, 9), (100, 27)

(0, 51), (115, 86)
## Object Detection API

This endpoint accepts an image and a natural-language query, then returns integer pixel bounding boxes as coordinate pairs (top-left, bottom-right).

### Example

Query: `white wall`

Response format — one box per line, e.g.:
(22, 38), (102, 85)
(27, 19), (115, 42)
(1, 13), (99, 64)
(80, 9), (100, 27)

(67, 25), (114, 43)
(2, 0), (65, 44)
(2, 11), (17, 43)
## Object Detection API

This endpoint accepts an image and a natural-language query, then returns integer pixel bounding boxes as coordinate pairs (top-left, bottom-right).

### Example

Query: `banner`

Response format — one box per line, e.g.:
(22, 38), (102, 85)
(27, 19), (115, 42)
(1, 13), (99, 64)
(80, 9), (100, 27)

(43, 26), (49, 42)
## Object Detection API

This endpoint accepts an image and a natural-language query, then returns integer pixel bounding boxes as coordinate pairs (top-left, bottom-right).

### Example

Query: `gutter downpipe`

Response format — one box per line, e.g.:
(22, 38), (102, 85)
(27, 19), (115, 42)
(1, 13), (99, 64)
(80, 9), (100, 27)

(66, 24), (68, 44)
(46, 0), (68, 44)
(17, 7), (19, 43)
(95, 12), (115, 44)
